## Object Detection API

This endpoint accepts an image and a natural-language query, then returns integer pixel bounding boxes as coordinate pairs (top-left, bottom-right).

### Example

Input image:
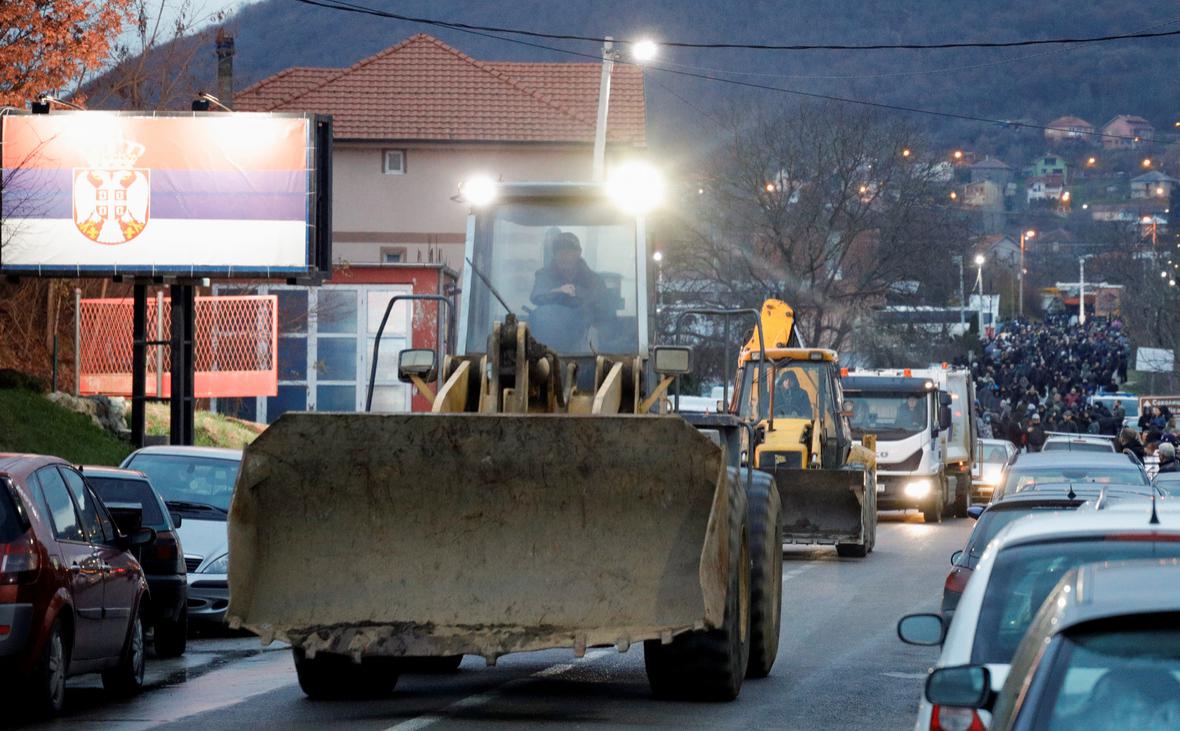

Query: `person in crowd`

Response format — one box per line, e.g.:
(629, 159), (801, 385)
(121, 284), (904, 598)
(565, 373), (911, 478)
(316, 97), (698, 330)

(1159, 442), (1179, 474)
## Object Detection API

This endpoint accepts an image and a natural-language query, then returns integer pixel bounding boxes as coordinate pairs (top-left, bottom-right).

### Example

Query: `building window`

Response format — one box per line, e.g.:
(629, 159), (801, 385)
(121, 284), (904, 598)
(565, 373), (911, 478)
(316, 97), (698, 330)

(381, 247), (406, 264)
(382, 149), (406, 175)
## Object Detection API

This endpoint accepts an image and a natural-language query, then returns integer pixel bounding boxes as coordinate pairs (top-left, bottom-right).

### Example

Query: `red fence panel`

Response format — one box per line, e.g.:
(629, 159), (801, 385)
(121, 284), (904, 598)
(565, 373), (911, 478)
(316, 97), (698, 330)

(78, 295), (278, 398)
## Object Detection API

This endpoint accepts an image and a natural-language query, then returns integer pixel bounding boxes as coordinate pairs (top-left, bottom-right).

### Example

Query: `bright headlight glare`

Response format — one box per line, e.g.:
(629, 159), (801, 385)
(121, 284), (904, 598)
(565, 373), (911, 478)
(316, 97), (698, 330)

(461, 175), (498, 207)
(904, 480), (932, 498)
(606, 161), (665, 214)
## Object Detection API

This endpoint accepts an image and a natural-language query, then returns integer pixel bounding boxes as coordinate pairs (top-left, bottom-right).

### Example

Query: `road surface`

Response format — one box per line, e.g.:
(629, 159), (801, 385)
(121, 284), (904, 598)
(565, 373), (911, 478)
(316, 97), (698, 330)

(24, 512), (969, 731)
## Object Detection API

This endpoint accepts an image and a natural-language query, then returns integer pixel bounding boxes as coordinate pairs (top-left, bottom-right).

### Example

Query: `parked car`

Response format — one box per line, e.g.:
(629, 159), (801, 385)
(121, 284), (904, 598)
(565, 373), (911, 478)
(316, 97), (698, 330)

(1155, 471), (1180, 494)
(898, 503), (1180, 731)
(927, 559), (1180, 731)
(989, 451), (1151, 503)
(120, 447), (241, 624)
(84, 467), (188, 656)
(970, 439), (1016, 501)
(1040, 433), (1115, 453)
(0, 454), (153, 716)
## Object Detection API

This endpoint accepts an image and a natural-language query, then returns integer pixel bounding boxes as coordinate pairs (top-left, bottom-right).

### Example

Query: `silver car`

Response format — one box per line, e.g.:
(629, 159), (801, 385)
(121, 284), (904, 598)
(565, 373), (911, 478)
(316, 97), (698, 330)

(120, 446), (241, 623)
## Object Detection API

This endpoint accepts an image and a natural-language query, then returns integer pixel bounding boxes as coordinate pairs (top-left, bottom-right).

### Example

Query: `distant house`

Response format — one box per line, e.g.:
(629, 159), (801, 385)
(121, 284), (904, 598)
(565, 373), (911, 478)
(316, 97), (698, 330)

(1027, 175), (1065, 202)
(1129, 170), (1180, 199)
(1101, 115), (1155, 149)
(973, 234), (1020, 268)
(969, 157), (1013, 186)
(964, 180), (1003, 208)
(1088, 201), (1167, 223)
(1044, 116), (1095, 145)
(1027, 155), (1069, 184)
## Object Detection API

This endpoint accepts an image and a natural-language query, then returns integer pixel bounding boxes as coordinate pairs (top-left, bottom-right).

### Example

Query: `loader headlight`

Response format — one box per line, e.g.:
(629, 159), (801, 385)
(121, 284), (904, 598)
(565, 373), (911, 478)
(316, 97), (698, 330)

(200, 553), (229, 575)
(904, 479), (932, 498)
(606, 161), (665, 214)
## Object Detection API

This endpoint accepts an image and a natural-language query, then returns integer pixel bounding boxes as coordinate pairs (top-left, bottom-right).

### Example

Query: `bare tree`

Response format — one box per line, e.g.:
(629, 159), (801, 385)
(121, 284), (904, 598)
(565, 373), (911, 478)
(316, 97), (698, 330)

(668, 102), (968, 353)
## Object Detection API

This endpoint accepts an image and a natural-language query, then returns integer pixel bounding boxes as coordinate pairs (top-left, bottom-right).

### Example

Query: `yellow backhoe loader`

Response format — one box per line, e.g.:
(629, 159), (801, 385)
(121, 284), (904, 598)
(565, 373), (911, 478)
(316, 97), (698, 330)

(226, 179), (782, 701)
(734, 300), (878, 558)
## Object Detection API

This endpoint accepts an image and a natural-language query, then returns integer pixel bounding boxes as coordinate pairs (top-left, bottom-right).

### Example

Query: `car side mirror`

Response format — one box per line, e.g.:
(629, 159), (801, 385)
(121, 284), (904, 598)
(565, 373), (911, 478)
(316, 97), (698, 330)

(925, 665), (991, 709)
(940, 405), (953, 430)
(397, 348), (438, 383)
(107, 504), (144, 535)
(124, 527), (156, 549)
(897, 613), (946, 646)
(170, 511), (183, 529)
(840, 402), (855, 418)
(967, 505), (984, 520)
(950, 550), (963, 565)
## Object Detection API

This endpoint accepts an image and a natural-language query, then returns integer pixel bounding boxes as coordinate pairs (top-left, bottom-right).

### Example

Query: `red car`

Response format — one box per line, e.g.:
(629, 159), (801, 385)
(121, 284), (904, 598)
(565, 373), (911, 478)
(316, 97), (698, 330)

(0, 454), (153, 716)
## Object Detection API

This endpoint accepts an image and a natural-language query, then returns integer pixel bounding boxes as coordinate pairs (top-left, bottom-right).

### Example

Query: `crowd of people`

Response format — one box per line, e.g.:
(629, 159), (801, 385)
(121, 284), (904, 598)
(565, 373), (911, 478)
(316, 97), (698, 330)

(966, 316), (1177, 471)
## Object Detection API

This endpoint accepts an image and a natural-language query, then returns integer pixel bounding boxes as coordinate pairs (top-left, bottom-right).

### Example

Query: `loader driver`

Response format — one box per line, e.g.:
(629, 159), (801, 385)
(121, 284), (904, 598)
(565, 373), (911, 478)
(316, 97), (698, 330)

(773, 370), (814, 419)
(529, 232), (609, 352)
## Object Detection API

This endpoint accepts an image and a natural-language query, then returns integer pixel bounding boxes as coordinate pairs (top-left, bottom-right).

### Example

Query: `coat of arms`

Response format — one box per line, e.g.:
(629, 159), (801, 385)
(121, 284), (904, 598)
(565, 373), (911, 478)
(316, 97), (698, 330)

(73, 139), (150, 244)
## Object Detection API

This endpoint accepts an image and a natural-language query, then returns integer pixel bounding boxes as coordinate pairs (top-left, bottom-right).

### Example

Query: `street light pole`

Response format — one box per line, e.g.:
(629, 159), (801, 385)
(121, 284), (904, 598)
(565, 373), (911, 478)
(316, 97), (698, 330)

(591, 37), (615, 182)
(1078, 254), (1093, 325)
(1018, 229), (1035, 318)
(952, 255), (965, 333)
(974, 254), (986, 335)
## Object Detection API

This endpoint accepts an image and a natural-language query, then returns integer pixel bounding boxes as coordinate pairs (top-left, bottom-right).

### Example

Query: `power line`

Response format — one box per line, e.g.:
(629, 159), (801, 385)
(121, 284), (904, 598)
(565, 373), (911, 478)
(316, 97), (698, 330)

(293, 0), (1177, 145)
(292, 0), (1180, 52)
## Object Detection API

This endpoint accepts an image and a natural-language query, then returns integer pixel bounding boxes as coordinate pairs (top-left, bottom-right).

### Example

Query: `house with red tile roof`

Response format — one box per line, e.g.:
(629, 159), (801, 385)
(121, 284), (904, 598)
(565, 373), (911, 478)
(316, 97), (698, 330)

(1044, 116), (1095, 145)
(1100, 115), (1154, 150)
(237, 33), (647, 268)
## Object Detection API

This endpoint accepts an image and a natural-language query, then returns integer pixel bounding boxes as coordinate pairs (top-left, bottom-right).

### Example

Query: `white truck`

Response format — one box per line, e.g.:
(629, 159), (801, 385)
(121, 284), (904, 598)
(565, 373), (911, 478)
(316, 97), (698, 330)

(840, 369), (961, 523)
(927, 365), (978, 517)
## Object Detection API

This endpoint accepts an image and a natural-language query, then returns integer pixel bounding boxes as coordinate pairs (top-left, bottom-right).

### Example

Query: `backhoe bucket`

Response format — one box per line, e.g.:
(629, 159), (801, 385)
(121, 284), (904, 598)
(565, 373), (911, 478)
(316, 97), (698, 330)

(226, 412), (734, 662)
(770, 468), (871, 546)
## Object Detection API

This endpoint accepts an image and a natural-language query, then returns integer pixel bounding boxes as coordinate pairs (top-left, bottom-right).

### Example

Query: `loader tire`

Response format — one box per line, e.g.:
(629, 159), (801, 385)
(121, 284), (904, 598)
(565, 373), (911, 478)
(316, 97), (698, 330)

(293, 649), (399, 699)
(836, 542), (868, 558)
(394, 655), (463, 674)
(745, 472), (782, 679)
(644, 480), (750, 701)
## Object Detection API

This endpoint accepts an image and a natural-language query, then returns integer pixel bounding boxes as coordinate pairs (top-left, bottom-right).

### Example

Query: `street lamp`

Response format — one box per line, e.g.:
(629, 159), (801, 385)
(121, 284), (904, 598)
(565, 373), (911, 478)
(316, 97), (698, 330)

(974, 254), (987, 335)
(631, 38), (658, 62)
(1018, 229), (1035, 316)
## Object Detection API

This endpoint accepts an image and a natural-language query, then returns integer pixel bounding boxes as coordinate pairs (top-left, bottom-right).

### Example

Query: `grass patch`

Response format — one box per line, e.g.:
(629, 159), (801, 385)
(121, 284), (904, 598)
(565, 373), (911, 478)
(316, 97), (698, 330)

(144, 403), (262, 450)
(0, 389), (133, 466)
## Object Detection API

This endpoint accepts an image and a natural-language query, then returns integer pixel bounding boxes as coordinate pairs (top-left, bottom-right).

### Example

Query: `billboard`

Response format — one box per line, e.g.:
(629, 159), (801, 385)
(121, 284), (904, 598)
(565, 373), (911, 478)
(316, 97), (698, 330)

(1, 111), (331, 279)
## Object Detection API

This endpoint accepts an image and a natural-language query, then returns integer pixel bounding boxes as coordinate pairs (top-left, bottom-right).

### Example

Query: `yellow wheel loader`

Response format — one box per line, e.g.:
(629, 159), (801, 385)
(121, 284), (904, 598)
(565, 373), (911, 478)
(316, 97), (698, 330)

(734, 300), (878, 558)
(226, 180), (782, 701)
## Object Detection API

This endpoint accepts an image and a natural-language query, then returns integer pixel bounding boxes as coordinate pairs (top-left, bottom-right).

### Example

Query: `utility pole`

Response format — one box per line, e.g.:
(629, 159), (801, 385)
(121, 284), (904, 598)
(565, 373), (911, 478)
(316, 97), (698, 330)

(975, 254), (986, 336)
(952, 255), (965, 333)
(1018, 229), (1035, 318)
(591, 37), (615, 182)
(1079, 254), (1093, 325)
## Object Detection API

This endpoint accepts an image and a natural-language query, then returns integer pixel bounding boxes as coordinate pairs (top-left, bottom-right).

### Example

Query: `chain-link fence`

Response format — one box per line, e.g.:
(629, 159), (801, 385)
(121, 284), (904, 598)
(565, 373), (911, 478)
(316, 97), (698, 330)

(77, 295), (277, 398)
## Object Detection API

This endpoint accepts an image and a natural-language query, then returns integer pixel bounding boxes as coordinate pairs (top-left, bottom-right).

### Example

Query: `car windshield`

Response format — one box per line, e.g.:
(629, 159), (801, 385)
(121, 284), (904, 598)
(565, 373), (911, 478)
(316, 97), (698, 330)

(961, 506), (1075, 567)
(1002, 466), (1147, 495)
(465, 199), (639, 356)
(981, 444), (1012, 463)
(123, 454), (240, 514)
(845, 391), (928, 440)
(1043, 441), (1114, 453)
(972, 540), (1180, 665)
(1029, 621), (1180, 731)
(1094, 399), (1139, 417)
(87, 476), (168, 531)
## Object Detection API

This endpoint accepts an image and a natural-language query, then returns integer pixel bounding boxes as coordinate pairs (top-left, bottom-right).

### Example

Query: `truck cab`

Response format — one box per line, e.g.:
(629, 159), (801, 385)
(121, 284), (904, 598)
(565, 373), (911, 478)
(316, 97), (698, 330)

(841, 370), (952, 523)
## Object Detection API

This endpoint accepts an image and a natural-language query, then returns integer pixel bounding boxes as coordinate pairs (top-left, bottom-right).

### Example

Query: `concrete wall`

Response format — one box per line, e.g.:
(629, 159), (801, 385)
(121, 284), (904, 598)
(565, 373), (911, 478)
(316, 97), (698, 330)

(331, 143), (603, 270)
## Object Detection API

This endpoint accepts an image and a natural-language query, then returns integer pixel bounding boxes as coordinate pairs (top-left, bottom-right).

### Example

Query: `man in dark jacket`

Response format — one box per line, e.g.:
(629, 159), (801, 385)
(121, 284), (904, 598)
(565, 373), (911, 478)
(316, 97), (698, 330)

(1159, 443), (1179, 473)
(1026, 414), (1047, 452)
(529, 232), (608, 352)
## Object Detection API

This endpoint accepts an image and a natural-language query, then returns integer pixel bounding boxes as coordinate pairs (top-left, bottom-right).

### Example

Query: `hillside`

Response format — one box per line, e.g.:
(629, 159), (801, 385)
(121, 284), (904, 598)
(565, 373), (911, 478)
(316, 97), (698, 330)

(0, 388), (133, 466)
(188, 0), (1180, 156)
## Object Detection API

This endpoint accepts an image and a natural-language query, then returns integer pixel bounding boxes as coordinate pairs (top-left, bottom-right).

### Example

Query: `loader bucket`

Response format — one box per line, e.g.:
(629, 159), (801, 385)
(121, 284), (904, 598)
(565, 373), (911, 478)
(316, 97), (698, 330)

(226, 412), (734, 662)
(770, 468), (870, 545)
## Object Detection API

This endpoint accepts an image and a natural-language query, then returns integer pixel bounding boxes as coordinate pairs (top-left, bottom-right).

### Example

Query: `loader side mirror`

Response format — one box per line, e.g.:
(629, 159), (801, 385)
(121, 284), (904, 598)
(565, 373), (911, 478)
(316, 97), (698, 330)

(653, 346), (693, 376)
(397, 349), (437, 383)
(840, 402), (855, 418)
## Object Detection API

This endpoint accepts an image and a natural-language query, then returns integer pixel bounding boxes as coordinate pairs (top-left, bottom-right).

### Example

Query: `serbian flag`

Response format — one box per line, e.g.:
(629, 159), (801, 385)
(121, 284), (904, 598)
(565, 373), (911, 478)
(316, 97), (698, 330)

(1, 113), (311, 275)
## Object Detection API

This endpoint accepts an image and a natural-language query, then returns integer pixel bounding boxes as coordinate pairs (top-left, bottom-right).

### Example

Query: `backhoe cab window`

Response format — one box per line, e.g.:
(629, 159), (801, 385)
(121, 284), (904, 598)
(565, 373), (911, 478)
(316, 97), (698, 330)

(466, 200), (639, 356)
(751, 361), (830, 421)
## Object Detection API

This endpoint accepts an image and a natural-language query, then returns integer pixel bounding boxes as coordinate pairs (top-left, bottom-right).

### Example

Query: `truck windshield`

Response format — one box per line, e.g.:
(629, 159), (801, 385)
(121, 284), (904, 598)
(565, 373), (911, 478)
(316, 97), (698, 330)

(465, 200), (640, 356)
(845, 392), (929, 440)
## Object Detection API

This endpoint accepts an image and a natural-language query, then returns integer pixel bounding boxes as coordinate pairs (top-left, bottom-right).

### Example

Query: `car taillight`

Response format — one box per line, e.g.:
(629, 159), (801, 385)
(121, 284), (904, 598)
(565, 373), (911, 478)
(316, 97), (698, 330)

(931, 704), (986, 731)
(0, 535), (40, 585)
(155, 536), (178, 562)
(944, 567), (971, 595)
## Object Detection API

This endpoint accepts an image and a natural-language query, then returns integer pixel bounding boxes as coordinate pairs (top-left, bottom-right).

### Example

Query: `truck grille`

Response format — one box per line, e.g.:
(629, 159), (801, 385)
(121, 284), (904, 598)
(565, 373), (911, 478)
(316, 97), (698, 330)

(185, 556), (204, 573)
(758, 451), (803, 470)
(879, 448), (923, 471)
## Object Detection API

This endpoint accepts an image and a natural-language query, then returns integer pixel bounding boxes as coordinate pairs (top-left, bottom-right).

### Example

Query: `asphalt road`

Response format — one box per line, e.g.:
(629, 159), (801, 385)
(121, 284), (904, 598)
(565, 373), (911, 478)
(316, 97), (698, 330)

(25, 512), (969, 731)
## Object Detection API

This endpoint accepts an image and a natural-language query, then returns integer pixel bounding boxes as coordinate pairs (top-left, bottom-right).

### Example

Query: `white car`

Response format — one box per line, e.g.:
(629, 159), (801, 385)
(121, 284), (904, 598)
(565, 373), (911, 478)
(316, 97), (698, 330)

(120, 446), (242, 623)
(1040, 433), (1115, 453)
(971, 439), (1016, 500)
(898, 502), (1180, 731)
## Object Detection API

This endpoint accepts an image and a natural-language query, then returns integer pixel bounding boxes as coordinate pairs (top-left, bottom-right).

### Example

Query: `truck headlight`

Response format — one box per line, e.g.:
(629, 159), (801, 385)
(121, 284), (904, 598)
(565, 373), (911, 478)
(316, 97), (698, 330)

(904, 480), (932, 498)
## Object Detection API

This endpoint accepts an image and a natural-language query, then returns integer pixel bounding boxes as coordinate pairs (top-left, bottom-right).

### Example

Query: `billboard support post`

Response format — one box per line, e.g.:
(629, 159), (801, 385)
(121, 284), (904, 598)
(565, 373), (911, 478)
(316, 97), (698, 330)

(131, 283), (147, 447)
(73, 289), (82, 396)
(169, 284), (195, 445)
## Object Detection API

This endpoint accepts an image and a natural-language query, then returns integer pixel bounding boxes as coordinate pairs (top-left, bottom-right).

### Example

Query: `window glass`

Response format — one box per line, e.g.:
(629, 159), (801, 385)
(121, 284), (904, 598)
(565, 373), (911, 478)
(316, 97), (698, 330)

(316, 384), (357, 411)
(972, 541), (1180, 665)
(316, 290), (357, 334)
(36, 467), (85, 542)
(1002, 466), (1148, 495)
(87, 477), (169, 531)
(267, 385), (307, 422)
(277, 337), (308, 381)
(369, 385), (407, 412)
(845, 391), (930, 439)
(59, 468), (103, 542)
(315, 338), (357, 381)
(276, 289), (309, 333)
(0, 478), (26, 542)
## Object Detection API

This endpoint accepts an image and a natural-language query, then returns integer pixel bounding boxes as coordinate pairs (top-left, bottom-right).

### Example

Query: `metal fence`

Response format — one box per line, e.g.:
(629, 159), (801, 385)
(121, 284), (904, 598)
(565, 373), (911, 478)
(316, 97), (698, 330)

(76, 294), (278, 398)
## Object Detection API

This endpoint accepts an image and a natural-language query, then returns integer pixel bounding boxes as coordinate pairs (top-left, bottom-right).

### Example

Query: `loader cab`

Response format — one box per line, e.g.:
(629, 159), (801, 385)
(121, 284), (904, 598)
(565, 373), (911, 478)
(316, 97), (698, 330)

(457, 182), (650, 364)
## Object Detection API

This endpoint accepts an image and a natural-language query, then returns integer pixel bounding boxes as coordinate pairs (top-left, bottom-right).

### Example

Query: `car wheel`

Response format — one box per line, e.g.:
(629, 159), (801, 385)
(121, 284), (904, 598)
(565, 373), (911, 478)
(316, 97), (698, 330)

(102, 613), (146, 697)
(28, 618), (67, 717)
(154, 610), (188, 658)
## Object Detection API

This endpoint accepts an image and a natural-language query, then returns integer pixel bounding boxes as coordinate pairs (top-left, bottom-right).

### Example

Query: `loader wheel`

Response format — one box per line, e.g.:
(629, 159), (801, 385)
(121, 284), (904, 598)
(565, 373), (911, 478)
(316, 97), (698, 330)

(394, 655), (463, 674)
(745, 471), (782, 679)
(644, 480), (750, 701)
(293, 649), (399, 699)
